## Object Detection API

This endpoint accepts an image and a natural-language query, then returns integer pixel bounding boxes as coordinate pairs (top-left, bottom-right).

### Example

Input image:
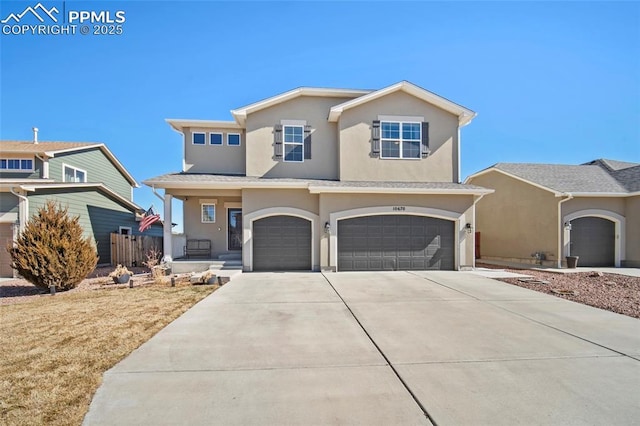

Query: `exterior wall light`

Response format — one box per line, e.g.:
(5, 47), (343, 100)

(564, 222), (572, 231)
(465, 223), (473, 234)
(324, 222), (331, 234)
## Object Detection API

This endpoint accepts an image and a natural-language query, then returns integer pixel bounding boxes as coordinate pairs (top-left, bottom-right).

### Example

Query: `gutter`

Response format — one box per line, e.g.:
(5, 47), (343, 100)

(557, 193), (574, 268)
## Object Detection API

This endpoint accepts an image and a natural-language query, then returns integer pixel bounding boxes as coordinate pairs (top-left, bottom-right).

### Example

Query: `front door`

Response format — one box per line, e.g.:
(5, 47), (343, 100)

(228, 208), (242, 251)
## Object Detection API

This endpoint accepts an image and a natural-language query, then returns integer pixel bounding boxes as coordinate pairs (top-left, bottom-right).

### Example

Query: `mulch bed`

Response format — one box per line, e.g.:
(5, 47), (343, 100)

(478, 263), (640, 319)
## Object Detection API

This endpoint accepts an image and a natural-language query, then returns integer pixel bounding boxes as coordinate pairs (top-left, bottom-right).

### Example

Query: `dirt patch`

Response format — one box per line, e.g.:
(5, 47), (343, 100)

(478, 264), (640, 319)
(0, 266), (190, 306)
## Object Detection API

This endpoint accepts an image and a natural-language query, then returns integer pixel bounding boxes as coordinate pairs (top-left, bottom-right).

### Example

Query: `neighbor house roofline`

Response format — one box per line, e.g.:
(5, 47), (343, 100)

(18, 182), (142, 212)
(0, 141), (139, 187)
(230, 87), (371, 125)
(328, 81), (477, 126)
(465, 167), (563, 195)
(165, 119), (243, 133)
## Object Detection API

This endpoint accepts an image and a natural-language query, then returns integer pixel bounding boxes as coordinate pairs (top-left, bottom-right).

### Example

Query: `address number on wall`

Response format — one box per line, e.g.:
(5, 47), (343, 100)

(392, 206), (406, 211)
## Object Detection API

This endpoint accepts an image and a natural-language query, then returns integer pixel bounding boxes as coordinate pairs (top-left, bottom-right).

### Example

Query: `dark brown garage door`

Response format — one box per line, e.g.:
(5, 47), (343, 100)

(0, 223), (14, 278)
(253, 216), (312, 271)
(338, 215), (454, 271)
(570, 217), (615, 267)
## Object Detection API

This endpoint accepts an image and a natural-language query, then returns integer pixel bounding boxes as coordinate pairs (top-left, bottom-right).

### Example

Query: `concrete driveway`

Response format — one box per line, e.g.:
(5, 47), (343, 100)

(84, 271), (640, 425)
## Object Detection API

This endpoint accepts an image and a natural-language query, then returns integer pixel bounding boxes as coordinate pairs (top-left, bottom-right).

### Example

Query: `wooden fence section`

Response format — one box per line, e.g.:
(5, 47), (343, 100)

(110, 233), (163, 267)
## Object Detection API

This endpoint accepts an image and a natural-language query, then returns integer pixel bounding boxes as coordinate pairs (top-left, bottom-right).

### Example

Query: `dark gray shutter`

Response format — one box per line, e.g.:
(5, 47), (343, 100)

(304, 125), (312, 159)
(421, 122), (430, 158)
(371, 120), (380, 157)
(274, 124), (283, 159)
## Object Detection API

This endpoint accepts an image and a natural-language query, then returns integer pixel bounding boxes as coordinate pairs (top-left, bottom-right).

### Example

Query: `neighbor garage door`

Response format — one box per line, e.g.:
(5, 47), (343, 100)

(0, 223), (14, 278)
(253, 216), (312, 271)
(338, 215), (454, 271)
(570, 217), (615, 267)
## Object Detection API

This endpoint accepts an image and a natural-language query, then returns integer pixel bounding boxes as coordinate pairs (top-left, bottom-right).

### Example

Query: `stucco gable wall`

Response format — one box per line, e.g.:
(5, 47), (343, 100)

(338, 91), (459, 183)
(245, 96), (354, 180)
(470, 171), (559, 263)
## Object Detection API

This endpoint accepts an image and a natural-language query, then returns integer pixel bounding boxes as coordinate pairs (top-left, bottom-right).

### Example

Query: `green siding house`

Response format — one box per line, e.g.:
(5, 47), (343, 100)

(0, 138), (161, 276)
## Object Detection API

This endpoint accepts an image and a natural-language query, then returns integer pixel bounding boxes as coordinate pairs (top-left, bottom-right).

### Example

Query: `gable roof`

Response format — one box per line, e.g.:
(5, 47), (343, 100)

(327, 81), (476, 126)
(0, 140), (139, 187)
(466, 159), (639, 196)
(230, 87), (371, 126)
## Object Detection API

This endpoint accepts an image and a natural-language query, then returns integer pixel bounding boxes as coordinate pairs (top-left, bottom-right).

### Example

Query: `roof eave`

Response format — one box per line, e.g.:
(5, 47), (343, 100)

(19, 182), (142, 211)
(308, 186), (493, 195)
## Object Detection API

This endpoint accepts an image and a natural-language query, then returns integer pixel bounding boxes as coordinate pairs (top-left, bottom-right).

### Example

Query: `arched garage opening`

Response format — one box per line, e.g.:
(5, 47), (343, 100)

(564, 209), (625, 267)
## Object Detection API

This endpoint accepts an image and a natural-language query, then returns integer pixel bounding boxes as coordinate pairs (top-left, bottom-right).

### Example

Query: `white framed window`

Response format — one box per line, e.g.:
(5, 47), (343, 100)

(381, 121), (421, 159)
(63, 164), (87, 182)
(119, 226), (132, 235)
(201, 203), (216, 223)
(283, 125), (303, 162)
(227, 133), (241, 146)
(192, 132), (206, 145)
(210, 132), (223, 145)
(0, 158), (33, 171)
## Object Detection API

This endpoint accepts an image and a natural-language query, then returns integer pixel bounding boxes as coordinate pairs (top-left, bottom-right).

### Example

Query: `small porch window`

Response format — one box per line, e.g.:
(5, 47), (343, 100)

(201, 203), (216, 223)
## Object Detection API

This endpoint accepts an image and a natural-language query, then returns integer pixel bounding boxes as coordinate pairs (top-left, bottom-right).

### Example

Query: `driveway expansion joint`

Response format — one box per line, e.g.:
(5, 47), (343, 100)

(321, 272), (439, 426)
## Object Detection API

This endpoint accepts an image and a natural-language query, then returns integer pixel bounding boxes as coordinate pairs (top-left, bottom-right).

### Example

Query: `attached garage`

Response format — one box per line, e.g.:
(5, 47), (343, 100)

(0, 223), (14, 278)
(570, 217), (615, 267)
(253, 215), (312, 271)
(337, 215), (454, 271)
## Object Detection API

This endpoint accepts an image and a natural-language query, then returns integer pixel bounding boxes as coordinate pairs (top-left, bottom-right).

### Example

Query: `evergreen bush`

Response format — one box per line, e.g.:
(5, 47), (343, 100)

(9, 200), (98, 291)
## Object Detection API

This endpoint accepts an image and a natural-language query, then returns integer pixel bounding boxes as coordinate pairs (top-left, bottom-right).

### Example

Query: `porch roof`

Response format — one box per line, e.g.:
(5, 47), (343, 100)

(143, 173), (491, 195)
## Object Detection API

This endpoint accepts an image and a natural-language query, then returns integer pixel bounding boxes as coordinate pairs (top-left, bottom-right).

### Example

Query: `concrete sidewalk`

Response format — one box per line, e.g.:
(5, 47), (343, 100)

(85, 271), (640, 425)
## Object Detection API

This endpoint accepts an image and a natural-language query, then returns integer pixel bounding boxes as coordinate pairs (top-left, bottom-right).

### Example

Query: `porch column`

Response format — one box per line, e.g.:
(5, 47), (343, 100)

(163, 194), (173, 262)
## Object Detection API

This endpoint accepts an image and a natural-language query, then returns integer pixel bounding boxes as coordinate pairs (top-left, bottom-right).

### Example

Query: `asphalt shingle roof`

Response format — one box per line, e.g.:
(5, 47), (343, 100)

(144, 173), (487, 191)
(492, 159), (638, 194)
(0, 141), (100, 153)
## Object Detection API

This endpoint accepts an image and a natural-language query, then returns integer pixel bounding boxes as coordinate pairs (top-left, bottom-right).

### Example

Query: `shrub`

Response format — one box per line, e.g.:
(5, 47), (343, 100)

(9, 200), (98, 291)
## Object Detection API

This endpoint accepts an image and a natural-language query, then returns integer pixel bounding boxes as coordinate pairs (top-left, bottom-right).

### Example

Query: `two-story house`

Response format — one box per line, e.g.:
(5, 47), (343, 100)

(0, 135), (162, 276)
(144, 81), (492, 272)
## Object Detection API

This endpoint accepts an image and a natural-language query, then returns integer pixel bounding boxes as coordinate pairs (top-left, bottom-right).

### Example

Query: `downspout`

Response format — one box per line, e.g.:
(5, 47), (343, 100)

(35, 154), (49, 179)
(471, 192), (490, 268)
(9, 187), (28, 234)
(557, 193), (574, 268)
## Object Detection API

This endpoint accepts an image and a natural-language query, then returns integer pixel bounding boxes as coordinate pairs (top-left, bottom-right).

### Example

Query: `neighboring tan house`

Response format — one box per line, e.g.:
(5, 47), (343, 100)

(466, 159), (640, 268)
(144, 81), (492, 272)
(0, 135), (162, 276)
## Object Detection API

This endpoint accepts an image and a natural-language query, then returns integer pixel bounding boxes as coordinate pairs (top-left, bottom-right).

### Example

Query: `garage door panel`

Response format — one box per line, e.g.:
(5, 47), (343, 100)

(570, 217), (615, 267)
(253, 216), (311, 271)
(338, 215), (454, 271)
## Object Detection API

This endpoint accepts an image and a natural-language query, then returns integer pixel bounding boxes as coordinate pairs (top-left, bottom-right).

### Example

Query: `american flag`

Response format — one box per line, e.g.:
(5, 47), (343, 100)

(139, 206), (161, 232)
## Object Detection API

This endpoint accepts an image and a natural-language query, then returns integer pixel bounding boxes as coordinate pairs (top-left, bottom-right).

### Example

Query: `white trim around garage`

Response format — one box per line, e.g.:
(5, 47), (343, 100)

(563, 209), (625, 267)
(242, 207), (319, 272)
(328, 206), (467, 272)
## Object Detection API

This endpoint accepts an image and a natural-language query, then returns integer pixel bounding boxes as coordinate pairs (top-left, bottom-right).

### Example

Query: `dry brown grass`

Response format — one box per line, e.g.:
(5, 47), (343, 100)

(0, 282), (216, 425)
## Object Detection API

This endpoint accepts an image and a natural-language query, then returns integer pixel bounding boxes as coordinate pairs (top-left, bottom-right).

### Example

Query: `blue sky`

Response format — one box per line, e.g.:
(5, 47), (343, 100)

(1, 1), (639, 232)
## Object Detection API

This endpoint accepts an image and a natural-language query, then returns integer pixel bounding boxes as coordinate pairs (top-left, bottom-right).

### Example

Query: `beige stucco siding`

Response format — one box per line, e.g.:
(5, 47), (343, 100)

(181, 195), (242, 257)
(338, 91), (459, 182)
(625, 196), (640, 267)
(563, 197), (626, 218)
(471, 171), (559, 264)
(245, 96), (354, 179)
(183, 127), (246, 175)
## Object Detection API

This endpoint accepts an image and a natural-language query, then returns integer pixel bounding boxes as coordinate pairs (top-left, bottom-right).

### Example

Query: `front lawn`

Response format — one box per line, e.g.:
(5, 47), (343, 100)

(0, 283), (216, 425)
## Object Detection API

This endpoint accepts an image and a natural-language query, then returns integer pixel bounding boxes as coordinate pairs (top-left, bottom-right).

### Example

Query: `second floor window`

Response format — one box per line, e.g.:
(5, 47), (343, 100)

(381, 121), (421, 159)
(0, 158), (33, 171)
(227, 133), (241, 146)
(193, 132), (206, 145)
(210, 133), (223, 145)
(283, 125), (303, 162)
(64, 165), (87, 183)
